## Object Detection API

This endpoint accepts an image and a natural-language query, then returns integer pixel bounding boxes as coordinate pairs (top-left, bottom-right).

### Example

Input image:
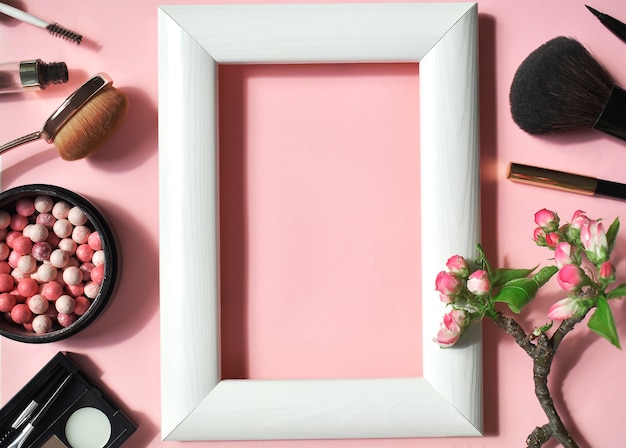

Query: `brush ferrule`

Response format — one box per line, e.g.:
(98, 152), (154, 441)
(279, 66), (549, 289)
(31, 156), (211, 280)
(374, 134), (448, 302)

(593, 84), (626, 141)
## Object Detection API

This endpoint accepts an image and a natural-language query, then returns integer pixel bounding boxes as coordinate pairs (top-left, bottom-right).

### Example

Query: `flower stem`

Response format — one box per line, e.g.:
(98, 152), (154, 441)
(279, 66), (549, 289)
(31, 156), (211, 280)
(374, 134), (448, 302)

(491, 312), (584, 447)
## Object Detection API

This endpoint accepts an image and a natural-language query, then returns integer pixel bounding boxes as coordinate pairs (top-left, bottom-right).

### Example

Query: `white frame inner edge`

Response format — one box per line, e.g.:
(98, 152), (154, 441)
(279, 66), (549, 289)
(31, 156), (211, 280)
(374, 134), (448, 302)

(158, 2), (481, 441)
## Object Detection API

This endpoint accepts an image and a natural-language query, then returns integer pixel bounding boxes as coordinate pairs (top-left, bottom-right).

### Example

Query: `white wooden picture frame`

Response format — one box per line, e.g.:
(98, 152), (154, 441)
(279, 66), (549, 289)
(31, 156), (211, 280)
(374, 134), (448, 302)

(158, 2), (481, 441)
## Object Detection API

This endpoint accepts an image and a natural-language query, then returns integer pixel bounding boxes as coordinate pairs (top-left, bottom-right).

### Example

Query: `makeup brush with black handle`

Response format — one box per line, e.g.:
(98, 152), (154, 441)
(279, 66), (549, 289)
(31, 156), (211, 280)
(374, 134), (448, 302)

(509, 36), (626, 141)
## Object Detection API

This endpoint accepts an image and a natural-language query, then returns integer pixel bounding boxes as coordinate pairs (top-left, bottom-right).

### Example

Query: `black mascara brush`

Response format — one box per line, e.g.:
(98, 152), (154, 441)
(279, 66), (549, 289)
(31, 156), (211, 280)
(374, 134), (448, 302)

(0, 2), (82, 44)
(509, 36), (626, 141)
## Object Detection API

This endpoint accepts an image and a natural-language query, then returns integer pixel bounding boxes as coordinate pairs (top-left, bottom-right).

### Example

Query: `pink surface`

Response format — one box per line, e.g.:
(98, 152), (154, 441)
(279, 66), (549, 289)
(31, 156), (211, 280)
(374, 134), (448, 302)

(1, 0), (626, 447)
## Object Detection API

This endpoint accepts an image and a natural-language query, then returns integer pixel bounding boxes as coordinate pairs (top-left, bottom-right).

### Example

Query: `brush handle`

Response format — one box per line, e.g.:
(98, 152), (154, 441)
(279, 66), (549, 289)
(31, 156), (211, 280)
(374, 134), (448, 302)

(0, 132), (42, 156)
(0, 2), (48, 28)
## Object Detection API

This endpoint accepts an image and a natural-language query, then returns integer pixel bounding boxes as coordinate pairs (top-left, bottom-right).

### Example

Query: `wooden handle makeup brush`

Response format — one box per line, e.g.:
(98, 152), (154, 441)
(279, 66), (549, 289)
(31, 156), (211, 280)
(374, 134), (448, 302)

(0, 73), (128, 161)
(509, 36), (626, 141)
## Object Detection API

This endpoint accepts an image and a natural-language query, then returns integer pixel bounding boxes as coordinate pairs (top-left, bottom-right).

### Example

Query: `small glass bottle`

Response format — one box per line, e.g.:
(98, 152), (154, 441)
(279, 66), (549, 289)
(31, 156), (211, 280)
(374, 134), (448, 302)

(0, 59), (68, 94)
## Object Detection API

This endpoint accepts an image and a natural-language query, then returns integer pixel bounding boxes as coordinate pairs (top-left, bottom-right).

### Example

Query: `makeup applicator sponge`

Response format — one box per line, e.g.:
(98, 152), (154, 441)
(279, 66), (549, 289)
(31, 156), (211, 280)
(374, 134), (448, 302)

(0, 73), (128, 161)
(510, 36), (626, 141)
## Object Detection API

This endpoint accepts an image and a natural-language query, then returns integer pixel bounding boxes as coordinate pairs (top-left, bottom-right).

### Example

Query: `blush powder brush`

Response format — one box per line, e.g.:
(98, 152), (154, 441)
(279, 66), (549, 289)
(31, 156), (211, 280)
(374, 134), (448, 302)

(509, 36), (626, 141)
(0, 2), (82, 44)
(0, 73), (128, 161)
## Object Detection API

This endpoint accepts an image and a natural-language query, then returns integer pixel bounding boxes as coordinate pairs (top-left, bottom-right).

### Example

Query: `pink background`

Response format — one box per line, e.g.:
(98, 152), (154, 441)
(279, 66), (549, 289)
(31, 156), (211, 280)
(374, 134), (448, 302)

(2, 0), (626, 447)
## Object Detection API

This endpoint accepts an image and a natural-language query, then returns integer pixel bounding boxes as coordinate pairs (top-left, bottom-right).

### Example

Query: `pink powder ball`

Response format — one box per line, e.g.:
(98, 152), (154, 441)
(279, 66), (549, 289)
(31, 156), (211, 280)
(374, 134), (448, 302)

(0, 293), (16, 312)
(28, 224), (48, 243)
(83, 281), (100, 299)
(79, 262), (94, 281)
(68, 207), (88, 226)
(9, 214), (28, 231)
(7, 250), (20, 268)
(91, 250), (105, 266)
(10, 303), (31, 324)
(17, 278), (38, 297)
(27, 294), (48, 314)
(32, 242), (52, 261)
(65, 282), (84, 297)
(5, 231), (21, 248)
(58, 238), (77, 255)
(51, 201), (71, 219)
(75, 244), (94, 263)
(0, 210), (10, 229)
(41, 281), (63, 301)
(57, 312), (77, 328)
(0, 262), (9, 274)
(62, 266), (82, 286)
(72, 226), (91, 244)
(0, 273), (14, 292)
(73, 296), (91, 315)
(15, 198), (35, 217)
(90, 264), (105, 285)
(37, 263), (57, 282)
(36, 213), (56, 229)
(32, 314), (52, 334)
(0, 242), (9, 260)
(55, 295), (75, 314)
(17, 255), (37, 274)
(46, 232), (60, 248)
(12, 236), (32, 255)
(52, 219), (73, 239)
(49, 249), (69, 268)
(34, 195), (54, 213)
(87, 232), (102, 251)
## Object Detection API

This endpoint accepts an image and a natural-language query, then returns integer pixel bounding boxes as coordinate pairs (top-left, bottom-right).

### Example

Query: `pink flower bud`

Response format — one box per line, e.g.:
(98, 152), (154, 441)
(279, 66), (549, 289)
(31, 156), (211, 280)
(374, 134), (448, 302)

(554, 242), (576, 269)
(580, 220), (609, 264)
(533, 227), (547, 246)
(570, 210), (590, 231)
(556, 264), (585, 292)
(599, 261), (615, 282)
(534, 209), (559, 231)
(545, 232), (562, 249)
(445, 255), (469, 277)
(467, 269), (490, 296)
(434, 309), (467, 347)
(435, 271), (461, 302)
(548, 297), (586, 320)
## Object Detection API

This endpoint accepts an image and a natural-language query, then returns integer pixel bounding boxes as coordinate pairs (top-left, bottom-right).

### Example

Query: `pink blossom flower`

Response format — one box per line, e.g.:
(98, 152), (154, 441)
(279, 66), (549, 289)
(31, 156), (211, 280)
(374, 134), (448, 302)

(554, 242), (576, 269)
(599, 261), (615, 282)
(556, 264), (585, 292)
(467, 269), (490, 296)
(548, 297), (586, 320)
(535, 209), (559, 231)
(435, 271), (461, 302)
(545, 232), (562, 249)
(445, 255), (469, 278)
(580, 220), (609, 264)
(434, 309), (467, 347)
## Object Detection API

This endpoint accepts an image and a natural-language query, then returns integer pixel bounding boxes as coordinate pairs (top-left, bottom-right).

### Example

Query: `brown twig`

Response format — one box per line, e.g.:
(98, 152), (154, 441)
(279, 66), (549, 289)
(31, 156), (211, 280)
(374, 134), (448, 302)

(491, 312), (588, 447)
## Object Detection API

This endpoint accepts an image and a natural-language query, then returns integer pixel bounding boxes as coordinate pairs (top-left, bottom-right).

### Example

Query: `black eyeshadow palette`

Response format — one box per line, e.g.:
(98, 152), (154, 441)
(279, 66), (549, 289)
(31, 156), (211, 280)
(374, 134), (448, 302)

(0, 352), (136, 448)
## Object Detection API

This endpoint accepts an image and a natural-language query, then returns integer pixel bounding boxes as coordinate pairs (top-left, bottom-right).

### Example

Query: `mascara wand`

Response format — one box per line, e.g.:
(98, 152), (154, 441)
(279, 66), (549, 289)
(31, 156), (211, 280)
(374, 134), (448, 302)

(509, 36), (626, 141)
(0, 2), (81, 44)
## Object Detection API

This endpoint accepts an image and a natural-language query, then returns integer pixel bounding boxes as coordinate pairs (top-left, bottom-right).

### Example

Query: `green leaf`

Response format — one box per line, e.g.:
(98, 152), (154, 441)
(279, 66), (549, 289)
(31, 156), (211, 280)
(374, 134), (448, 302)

(588, 296), (621, 349)
(607, 283), (626, 300)
(493, 278), (539, 313)
(491, 267), (537, 288)
(606, 217), (620, 254)
(533, 265), (559, 287)
(475, 244), (492, 276)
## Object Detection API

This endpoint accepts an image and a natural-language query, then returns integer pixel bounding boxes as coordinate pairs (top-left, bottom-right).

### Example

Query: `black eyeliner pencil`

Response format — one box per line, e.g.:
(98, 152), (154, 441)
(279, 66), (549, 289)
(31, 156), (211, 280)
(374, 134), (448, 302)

(507, 163), (626, 201)
(586, 5), (626, 44)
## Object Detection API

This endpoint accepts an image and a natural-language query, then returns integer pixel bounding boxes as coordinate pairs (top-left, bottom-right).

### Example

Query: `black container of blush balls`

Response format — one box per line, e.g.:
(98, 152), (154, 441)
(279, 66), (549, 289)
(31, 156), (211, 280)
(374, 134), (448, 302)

(0, 184), (118, 343)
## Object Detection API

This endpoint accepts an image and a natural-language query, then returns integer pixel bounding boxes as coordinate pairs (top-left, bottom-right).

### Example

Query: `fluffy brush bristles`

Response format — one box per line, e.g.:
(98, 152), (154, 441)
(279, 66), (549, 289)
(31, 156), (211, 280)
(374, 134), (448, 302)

(509, 36), (615, 134)
(53, 85), (128, 161)
(46, 23), (82, 45)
